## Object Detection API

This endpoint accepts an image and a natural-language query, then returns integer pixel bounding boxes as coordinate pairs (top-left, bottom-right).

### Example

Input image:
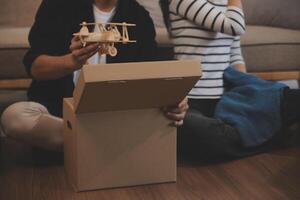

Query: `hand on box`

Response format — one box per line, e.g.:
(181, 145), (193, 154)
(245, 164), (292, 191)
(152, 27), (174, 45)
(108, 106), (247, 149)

(69, 36), (100, 70)
(163, 97), (189, 127)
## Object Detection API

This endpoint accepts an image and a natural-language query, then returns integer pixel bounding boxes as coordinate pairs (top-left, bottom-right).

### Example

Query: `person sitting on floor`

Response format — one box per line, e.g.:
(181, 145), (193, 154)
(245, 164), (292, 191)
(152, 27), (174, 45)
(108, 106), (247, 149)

(160, 0), (300, 159)
(0, 0), (188, 151)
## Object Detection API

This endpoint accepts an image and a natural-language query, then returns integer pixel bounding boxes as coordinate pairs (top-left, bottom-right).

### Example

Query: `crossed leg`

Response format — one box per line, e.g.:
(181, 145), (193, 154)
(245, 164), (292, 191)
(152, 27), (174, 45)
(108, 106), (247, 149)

(1, 102), (64, 151)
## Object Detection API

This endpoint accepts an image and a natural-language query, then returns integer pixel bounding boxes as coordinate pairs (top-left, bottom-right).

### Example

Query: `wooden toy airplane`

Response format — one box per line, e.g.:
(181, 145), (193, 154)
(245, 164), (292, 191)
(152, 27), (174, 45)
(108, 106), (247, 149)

(73, 22), (136, 57)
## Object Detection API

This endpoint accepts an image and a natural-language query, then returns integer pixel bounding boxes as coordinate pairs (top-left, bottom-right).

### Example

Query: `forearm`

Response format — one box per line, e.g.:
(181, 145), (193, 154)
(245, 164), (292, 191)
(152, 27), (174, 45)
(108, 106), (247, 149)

(170, 0), (246, 36)
(233, 63), (247, 73)
(228, 0), (243, 9)
(230, 36), (246, 72)
(31, 54), (79, 80)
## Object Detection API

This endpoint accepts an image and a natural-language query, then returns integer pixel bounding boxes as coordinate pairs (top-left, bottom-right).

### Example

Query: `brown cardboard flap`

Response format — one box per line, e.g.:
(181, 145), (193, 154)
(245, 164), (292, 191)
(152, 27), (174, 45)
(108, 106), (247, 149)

(73, 60), (201, 113)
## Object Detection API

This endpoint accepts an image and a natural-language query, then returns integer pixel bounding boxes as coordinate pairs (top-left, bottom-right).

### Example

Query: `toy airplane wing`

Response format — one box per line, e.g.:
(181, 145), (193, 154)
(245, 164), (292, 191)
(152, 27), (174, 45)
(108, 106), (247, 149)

(73, 32), (89, 37)
(80, 22), (136, 27)
(107, 22), (136, 26)
(78, 39), (137, 43)
(115, 40), (137, 43)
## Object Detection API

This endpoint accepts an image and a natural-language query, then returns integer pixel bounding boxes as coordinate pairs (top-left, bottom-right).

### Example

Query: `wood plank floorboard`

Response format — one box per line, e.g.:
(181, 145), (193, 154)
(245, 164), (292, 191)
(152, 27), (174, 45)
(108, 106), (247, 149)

(0, 138), (299, 200)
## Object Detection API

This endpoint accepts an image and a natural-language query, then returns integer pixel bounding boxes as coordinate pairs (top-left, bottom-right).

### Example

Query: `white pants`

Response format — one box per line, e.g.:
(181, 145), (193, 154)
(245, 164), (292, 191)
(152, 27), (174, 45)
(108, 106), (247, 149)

(1, 102), (63, 151)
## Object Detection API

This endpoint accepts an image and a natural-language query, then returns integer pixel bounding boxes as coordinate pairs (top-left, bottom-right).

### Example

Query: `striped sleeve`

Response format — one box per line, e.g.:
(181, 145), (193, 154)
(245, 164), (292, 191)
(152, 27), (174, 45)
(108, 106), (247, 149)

(230, 37), (245, 66)
(169, 0), (246, 36)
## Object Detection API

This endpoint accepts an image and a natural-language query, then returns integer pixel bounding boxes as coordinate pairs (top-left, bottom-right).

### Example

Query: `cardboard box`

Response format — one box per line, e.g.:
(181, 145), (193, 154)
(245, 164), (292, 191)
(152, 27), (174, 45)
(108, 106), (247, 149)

(63, 60), (201, 191)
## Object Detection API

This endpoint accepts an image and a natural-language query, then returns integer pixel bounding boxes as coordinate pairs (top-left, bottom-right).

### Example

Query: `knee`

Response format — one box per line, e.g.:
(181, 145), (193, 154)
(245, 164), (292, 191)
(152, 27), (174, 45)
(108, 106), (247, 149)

(1, 102), (48, 139)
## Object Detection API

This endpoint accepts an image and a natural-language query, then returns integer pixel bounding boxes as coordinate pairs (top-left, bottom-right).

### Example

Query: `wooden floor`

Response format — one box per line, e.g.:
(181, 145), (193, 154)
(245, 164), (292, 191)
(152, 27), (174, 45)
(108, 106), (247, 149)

(0, 137), (300, 200)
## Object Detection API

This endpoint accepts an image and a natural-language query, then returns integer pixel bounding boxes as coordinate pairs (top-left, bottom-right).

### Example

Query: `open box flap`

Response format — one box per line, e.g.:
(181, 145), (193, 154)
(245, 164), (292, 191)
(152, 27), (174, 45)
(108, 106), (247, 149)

(73, 60), (201, 113)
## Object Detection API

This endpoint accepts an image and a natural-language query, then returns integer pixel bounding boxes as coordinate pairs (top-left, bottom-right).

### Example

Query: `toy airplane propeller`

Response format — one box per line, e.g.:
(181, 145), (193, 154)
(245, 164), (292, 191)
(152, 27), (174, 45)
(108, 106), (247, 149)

(73, 22), (136, 57)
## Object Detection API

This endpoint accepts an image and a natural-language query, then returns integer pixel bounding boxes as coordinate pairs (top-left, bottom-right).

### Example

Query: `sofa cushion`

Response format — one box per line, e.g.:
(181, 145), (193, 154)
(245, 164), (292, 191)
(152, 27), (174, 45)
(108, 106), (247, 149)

(0, 28), (30, 79)
(0, 28), (30, 48)
(242, 0), (300, 30)
(0, 49), (29, 79)
(137, 0), (300, 30)
(0, 90), (27, 114)
(156, 26), (300, 73)
(0, 89), (27, 136)
(241, 26), (300, 72)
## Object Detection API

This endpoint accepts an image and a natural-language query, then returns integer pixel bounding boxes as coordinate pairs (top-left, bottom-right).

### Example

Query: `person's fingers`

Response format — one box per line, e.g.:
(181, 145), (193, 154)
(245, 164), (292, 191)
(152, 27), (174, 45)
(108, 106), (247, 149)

(71, 35), (80, 42)
(71, 46), (99, 66)
(77, 47), (99, 62)
(179, 97), (188, 108)
(175, 98), (189, 113)
(70, 40), (83, 51)
(177, 103), (189, 113)
(165, 103), (189, 114)
(173, 120), (184, 127)
(167, 108), (182, 114)
(70, 40), (99, 51)
(166, 112), (186, 121)
(83, 43), (100, 53)
(163, 97), (189, 112)
(72, 43), (99, 58)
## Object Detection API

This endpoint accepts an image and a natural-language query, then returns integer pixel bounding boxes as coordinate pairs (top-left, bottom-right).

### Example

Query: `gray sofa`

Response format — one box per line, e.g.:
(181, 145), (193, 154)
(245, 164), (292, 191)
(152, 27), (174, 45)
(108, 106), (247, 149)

(138, 0), (300, 78)
(0, 0), (300, 116)
(0, 0), (39, 116)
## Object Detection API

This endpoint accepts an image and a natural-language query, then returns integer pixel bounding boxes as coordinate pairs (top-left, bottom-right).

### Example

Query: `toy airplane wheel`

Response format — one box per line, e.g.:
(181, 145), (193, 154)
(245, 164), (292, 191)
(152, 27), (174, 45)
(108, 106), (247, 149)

(108, 46), (118, 57)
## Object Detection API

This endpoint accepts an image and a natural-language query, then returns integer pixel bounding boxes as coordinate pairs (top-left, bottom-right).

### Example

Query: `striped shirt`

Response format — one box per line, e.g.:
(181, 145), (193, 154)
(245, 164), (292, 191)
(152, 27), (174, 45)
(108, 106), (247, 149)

(169, 0), (246, 99)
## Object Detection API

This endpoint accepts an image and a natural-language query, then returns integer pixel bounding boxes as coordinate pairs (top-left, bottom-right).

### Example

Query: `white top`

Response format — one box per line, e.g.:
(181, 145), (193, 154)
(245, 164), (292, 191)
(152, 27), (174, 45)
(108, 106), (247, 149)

(73, 5), (116, 84)
(169, 0), (246, 99)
